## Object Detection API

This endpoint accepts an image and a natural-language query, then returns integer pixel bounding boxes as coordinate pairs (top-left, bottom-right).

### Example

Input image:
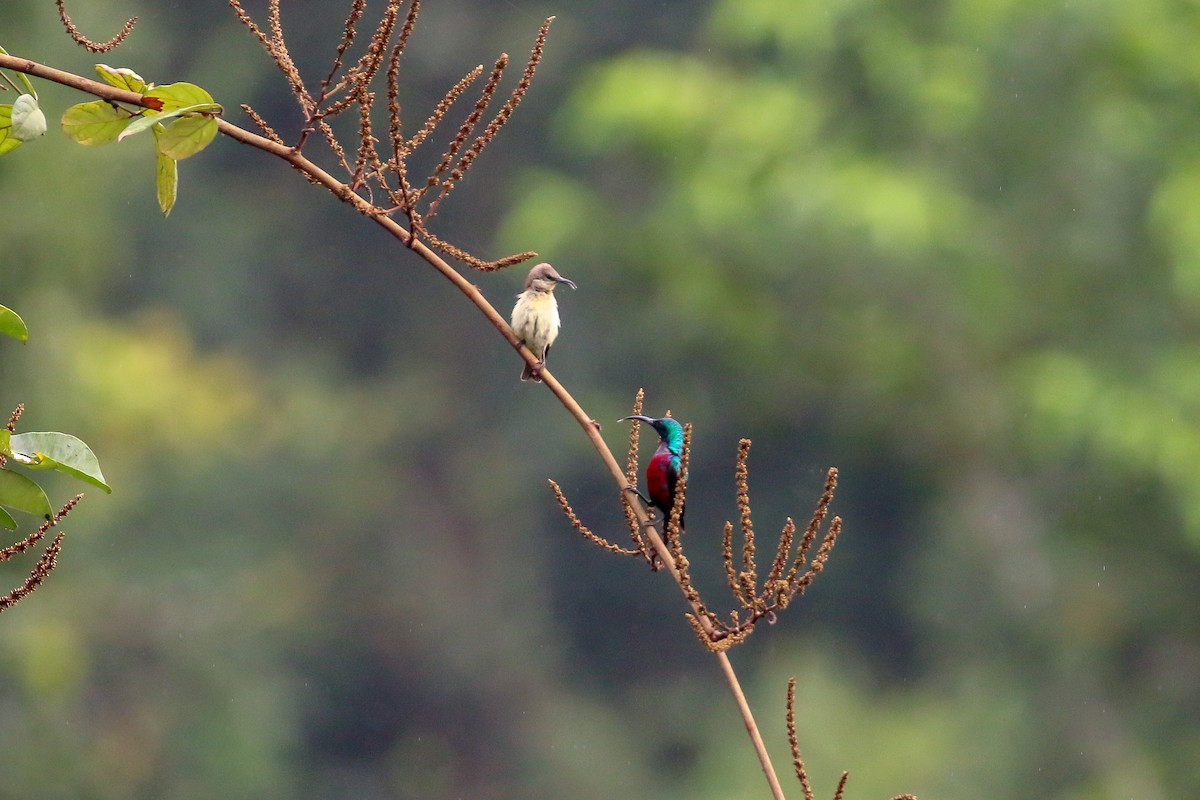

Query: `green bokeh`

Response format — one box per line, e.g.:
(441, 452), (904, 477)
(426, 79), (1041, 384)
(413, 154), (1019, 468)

(1, 0), (1197, 797)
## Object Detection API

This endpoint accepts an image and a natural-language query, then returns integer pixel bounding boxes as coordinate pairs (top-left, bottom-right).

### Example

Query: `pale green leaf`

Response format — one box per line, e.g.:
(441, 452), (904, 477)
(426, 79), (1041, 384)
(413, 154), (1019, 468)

(156, 115), (218, 160)
(0, 304), (28, 341)
(117, 110), (164, 141)
(118, 103), (221, 143)
(61, 100), (129, 146)
(0, 105), (16, 156)
(156, 146), (178, 217)
(11, 94), (46, 141)
(0, 506), (14, 530)
(0, 130), (21, 157)
(95, 63), (149, 94)
(10, 432), (110, 494)
(0, 470), (52, 518)
(146, 82), (215, 113)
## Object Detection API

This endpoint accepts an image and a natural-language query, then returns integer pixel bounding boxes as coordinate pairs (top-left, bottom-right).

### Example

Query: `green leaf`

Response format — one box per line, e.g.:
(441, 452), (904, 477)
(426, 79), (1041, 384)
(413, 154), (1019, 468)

(61, 100), (129, 146)
(146, 82), (215, 113)
(0, 103), (23, 155)
(95, 64), (150, 94)
(0, 470), (52, 518)
(11, 94), (46, 141)
(10, 432), (111, 493)
(0, 506), (15, 530)
(156, 145), (178, 217)
(117, 110), (164, 141)
(156, 115), (218, 160)
(0, 304), (28, 341)
(0, 132), (21, 157)
(118, 102), (222, 143)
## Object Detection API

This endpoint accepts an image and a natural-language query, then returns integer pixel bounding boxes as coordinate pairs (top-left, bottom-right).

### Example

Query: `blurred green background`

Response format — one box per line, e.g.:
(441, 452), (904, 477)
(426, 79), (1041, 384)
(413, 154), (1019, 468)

(2, 0), (1199, 797)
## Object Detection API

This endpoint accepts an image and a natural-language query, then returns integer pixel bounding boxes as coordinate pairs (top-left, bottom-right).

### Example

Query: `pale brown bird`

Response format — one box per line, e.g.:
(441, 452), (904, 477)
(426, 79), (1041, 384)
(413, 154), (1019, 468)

(510, 262), (576, 382)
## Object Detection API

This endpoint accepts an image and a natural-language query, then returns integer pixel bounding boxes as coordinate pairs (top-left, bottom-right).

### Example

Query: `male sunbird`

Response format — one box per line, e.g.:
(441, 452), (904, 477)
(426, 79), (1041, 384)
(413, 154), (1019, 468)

(511, 262), (576, 382)
(622, 415), (685, 528)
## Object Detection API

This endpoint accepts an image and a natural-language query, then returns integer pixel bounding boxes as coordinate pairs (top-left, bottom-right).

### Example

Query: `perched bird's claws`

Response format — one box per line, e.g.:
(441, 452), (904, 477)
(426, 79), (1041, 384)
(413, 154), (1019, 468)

(622, 485), (653, 507)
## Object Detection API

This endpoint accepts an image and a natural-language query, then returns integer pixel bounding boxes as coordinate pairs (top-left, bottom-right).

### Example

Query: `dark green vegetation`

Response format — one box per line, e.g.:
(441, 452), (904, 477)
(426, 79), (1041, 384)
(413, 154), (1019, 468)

(1, 1), (1197, 797)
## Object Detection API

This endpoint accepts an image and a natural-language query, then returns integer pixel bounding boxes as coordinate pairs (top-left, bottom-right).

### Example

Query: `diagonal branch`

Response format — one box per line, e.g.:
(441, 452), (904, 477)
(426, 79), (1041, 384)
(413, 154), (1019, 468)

(0, 42), (790, 800)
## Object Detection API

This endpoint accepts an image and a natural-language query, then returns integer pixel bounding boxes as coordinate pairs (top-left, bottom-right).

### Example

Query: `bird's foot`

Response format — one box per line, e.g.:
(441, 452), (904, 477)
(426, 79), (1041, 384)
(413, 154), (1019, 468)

(623, 485), (653, 507)
(520, 357), (544, 382)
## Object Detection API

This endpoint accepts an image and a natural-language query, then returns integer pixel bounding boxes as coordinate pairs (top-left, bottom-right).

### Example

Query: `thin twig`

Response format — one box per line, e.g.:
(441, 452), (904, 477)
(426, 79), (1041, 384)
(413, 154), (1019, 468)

(55, 0), (136, 52)
(416, 54), (508, 212)
(787, 678), (816, 800)
(424, 17), (554, 219)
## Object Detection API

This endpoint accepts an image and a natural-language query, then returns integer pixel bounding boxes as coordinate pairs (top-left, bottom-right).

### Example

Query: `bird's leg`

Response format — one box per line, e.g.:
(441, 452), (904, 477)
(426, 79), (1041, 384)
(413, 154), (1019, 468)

(623, 484), (653, 508)
(531, 361), (550, 381)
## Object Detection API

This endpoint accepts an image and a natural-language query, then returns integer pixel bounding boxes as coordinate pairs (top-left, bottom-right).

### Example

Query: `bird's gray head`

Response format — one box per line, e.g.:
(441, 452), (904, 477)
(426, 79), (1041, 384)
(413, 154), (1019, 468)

(525, 262), (577, 293)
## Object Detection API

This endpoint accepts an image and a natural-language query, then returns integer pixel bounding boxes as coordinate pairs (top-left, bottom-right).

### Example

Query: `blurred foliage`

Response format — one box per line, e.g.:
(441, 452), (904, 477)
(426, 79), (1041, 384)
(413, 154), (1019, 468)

(0, 0), (1198, 798)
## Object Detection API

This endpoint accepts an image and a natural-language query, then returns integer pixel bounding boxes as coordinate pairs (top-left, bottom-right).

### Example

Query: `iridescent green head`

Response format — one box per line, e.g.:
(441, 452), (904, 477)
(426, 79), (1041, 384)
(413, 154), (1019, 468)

(621, 414), (684, 455)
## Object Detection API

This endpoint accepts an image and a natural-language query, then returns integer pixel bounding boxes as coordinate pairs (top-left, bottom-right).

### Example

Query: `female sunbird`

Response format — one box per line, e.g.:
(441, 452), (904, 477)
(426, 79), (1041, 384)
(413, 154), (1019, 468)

(511, 262), (576, 382)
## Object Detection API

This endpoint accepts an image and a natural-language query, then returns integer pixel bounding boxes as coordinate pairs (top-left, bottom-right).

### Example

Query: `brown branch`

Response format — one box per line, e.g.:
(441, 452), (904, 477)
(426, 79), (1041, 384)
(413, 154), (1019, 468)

(787, 515), (841, 604)
(735, 438), (758, 606)
(268, 0), (313, 111)
(0, 38), (795, 800)
(785, 468), (840, 588)
(394, 0), (421, 69)
(767, 517), (796, 594)
(227, 0), (271, 51)
(323, 0), (368, 94)
(0, 530), (65, 612)
(56, 0), (136, 52)
(240, 104), (284, 145)
(351, 87), (378, 187)
(0, 54), (162, 112)
(0, 494), (82, 562)
(417, 54), (508, 214)
(684, 464), (842, 647)
(420, 228), (536, 271)
(0, 494), (84, 613)
(787, 678), (816, 800)
(722, 521), (741, 602)
(228, 0), (313, 113)
(549, 480), (642, 557)
(404, 66), (484, 155)
(387, 43), (407, 168)
(7, 403), (24, 432)
(424, 17), (555, 219)
(352, 0), (403, 92)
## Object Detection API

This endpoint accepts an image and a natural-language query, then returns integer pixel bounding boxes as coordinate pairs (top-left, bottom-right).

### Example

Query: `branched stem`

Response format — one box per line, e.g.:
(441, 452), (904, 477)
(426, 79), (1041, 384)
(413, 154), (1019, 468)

(0, 42), (789, 800)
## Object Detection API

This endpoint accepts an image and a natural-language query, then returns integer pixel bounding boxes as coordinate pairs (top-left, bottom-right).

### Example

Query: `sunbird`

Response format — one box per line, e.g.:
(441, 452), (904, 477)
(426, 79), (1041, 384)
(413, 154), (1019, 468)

(621, 415), (685, 528)
(511, 262), (576, 382)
